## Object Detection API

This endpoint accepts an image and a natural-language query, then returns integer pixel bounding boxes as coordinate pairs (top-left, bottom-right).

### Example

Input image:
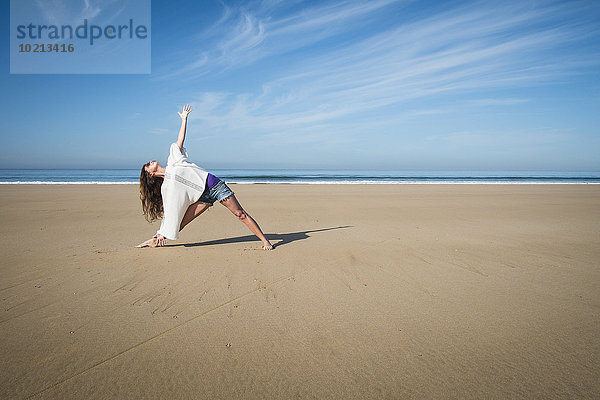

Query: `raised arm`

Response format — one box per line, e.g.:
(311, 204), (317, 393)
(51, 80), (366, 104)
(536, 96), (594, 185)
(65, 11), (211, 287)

(176, 104), (192, 151)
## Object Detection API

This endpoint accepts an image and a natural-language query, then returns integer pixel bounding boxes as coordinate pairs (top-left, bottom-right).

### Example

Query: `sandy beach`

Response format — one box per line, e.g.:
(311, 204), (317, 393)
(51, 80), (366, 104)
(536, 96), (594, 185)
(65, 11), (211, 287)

(0, 184), (598, 399)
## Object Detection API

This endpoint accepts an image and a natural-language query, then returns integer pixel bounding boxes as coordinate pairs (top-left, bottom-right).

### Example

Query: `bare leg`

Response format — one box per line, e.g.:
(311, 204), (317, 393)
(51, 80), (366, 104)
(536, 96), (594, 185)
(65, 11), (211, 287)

(180, 201), (212, 231)
(220, 194), (273, 250)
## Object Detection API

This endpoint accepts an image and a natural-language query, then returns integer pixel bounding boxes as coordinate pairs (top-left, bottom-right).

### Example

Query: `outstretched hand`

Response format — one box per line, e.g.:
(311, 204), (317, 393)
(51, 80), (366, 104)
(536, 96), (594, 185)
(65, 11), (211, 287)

(178, 104), (192, 120)
(136, 234), (166, 248)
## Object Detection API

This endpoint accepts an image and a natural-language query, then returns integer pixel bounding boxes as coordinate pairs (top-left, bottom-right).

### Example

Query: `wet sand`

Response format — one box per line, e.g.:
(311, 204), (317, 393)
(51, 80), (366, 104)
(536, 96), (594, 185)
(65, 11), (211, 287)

(1, 184), (599, 399)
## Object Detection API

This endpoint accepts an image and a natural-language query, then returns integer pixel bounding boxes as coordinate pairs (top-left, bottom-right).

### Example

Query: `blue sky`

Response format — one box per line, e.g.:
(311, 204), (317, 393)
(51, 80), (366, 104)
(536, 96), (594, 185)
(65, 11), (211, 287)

(1, 0), (599, 170)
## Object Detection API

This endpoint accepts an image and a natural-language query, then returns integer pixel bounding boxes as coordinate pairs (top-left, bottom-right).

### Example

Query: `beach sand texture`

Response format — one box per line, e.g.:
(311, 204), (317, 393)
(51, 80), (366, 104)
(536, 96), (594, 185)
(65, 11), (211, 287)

(0, 184), (598, 399)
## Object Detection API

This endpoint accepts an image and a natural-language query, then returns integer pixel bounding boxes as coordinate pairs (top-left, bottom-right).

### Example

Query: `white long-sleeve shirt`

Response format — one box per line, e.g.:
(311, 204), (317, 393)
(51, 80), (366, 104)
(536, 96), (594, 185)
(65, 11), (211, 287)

(156, 143), (209, 240)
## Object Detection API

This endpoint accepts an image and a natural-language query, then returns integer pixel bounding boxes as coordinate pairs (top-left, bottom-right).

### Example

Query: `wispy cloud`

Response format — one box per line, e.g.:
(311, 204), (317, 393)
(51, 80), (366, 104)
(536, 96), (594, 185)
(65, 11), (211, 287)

(423, 128), (572, 149)
(34, 0), (69, 25)
(150, 127), (170, 135)
(33, 0), (126, 26)
(81, 0), (101, 20)
(158, 0), (599, 147)
(465, 98), (531, 107)
(157, 0), (401, 79)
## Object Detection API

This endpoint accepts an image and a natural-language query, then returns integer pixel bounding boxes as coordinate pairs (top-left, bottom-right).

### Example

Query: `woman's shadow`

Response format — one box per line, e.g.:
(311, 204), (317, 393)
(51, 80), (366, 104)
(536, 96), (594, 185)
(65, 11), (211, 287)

(169, 225), (352, 249)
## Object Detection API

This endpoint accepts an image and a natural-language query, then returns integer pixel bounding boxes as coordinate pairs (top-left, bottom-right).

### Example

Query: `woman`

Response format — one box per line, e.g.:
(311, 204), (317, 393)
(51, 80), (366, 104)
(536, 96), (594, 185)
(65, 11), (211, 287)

(137, 104), (273, 250)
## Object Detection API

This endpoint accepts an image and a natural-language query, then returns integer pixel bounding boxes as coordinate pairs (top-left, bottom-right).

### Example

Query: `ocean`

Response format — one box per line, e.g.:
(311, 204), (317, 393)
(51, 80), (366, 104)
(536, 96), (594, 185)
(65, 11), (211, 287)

(0, 169), (599, 184)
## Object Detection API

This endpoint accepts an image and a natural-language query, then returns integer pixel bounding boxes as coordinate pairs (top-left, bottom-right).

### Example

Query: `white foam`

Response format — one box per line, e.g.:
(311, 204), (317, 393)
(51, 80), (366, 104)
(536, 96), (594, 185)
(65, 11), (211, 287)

(1, 180), (598, 185)
(0, 181), (137, 185)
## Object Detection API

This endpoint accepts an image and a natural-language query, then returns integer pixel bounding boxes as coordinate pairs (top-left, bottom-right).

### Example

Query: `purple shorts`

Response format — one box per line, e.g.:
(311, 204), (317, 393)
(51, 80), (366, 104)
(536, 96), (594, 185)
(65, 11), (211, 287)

(206, 173), (220, 189)
(198, 180), (234, 205)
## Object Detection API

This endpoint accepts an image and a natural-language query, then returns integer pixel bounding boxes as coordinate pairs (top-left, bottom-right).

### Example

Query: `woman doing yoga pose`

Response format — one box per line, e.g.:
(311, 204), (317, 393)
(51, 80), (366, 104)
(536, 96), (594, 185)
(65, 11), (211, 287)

(137, 105), (273, 250)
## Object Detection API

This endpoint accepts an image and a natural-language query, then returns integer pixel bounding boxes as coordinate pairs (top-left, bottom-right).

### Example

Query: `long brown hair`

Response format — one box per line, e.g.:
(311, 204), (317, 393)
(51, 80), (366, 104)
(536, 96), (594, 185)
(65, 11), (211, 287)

(139, 165), (164, 223)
